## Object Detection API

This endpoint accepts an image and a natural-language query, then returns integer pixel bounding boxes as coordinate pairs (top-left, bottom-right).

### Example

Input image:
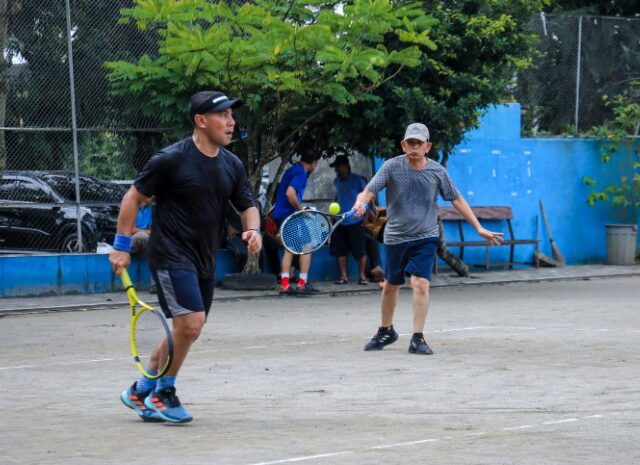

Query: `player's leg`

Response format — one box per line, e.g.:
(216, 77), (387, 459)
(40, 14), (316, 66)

(405, 238), (439, 355)
(380, 282), (401, 327)
(143, 269), (211, 423)
(363, 241), (405, 351)
(410, 275), (430, 333)
(279, 249), (296, 295)
(296, 253), (319, 294)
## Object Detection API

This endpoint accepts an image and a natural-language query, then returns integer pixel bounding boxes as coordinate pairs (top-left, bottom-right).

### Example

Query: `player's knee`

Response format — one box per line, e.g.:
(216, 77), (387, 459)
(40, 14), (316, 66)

(410, 276), (429, 294)
(175, 315), (205, 341)
(382, 283), (401, 295)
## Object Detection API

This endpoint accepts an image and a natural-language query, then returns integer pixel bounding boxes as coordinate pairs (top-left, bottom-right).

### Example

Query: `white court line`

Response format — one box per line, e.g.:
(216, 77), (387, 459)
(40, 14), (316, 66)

(243, 412), (633, 465)
(248, 451), (353, 465)
(543, 418), (579, 425)
(0, 356), (130, 371)
(371, 438), (439, 450)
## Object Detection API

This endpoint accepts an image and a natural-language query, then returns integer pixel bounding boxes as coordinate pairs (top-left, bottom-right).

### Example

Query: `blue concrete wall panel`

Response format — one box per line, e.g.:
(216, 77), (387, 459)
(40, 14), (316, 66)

(59, 254), (89, 294)
(87, 255), (117, 293)
(0, 255), (60, 297)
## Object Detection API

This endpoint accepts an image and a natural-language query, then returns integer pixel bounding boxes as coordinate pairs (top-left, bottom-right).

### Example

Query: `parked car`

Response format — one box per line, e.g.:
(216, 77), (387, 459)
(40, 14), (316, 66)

(0, 171), (125, 253)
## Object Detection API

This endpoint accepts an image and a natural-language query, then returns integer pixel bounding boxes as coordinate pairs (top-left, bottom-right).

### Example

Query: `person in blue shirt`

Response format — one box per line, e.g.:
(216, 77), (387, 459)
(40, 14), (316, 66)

(329, 155), (368, 285)
(272, 151), (320, 295)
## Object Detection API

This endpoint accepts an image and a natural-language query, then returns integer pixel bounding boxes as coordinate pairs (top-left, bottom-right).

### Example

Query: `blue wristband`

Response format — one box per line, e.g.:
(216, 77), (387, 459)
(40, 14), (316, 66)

(113, 234), (132, 253)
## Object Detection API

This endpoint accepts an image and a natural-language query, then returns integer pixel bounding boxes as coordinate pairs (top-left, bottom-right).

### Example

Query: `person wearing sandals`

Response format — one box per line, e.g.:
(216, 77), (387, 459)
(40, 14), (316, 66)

(329, 155), (369, 285)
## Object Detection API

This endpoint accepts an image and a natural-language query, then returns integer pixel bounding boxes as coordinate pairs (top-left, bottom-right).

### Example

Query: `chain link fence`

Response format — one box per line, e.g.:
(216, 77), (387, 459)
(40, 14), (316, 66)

(517, 13), (640, 136)
(1, 4), (639, 253)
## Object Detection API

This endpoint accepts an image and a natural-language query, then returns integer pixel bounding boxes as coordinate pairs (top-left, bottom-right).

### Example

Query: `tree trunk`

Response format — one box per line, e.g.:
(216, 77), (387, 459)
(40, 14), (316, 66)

(242, 251), (261, 274)
(436, 216), (470, 277)
(436, 150), (469, 277)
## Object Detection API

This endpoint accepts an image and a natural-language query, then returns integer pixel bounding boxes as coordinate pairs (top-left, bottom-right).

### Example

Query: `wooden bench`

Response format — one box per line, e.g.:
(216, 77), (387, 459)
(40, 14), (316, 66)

(439, 206), (539, 270)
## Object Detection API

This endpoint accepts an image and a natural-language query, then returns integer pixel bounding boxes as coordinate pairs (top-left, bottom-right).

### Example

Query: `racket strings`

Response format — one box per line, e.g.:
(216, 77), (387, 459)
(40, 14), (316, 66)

(134, 310), (171, 369)
(281, 213), (332, 254)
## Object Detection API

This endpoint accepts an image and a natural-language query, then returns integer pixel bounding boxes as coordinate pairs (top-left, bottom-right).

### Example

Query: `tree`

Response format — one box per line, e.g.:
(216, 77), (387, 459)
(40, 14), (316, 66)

(5, 0), (163, 176)
(583, 81), (640, 210)
(314, 0), (546, 164)
(549, 0), (639, 16)
(107, 0), (436, 192)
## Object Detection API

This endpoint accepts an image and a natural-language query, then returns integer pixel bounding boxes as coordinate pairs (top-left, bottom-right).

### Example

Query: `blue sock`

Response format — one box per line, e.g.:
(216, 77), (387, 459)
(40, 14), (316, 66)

(135, 371), (157, 392)
(155, 375), (176, 392)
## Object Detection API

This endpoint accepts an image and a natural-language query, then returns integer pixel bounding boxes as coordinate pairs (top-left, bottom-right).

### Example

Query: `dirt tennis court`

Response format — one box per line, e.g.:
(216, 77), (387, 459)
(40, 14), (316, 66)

(1, 276), (639, 465)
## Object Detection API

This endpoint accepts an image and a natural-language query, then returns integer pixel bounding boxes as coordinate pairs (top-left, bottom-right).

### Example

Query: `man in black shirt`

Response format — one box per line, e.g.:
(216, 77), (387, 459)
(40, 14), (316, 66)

(110, 90), (261, 423)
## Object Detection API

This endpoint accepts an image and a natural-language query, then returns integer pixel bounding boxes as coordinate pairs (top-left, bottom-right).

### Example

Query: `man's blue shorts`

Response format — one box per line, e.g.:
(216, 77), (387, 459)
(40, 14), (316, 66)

(384, 237), (440, 285)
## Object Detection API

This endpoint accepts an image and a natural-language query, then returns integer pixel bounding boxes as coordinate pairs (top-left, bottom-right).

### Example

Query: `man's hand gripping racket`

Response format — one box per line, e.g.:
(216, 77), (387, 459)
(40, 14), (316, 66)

(280, 205), (367, 255)
(121, 269), (173, 378)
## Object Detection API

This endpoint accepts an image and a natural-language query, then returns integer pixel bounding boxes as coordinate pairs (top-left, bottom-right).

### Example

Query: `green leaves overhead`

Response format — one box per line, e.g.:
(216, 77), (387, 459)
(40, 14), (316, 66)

(108, 0), (434, 127)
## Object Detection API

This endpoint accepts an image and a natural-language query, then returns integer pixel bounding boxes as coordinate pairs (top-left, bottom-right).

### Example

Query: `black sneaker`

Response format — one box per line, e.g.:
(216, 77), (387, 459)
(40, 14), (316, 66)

(408, 335), (433, 355)
(363, 326), (398, 351)
(296, 282), (320, 295)
(279, 286), (296, 296)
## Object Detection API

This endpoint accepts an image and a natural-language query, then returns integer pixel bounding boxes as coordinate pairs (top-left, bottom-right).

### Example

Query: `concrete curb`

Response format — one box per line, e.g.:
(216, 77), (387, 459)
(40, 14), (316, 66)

(1, 269), (638, 317)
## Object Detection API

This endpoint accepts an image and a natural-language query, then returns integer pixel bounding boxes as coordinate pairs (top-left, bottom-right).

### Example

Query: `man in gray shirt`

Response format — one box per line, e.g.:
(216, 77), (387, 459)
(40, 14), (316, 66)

(353, 123), (503, 355)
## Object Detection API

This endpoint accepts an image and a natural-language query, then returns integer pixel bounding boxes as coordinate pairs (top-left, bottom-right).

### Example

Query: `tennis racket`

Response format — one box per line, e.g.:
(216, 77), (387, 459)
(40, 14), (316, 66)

(120, 269), (173, 378)
(279, 206), (367, 255)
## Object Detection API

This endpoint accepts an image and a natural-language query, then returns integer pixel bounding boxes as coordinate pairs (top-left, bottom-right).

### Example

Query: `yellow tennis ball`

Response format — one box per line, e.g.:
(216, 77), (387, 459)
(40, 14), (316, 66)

(329, 202), (341, 215)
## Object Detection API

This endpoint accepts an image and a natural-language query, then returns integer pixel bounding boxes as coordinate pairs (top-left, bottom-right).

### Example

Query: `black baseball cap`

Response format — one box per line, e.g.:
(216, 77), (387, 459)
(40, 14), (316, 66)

(329, 155), (350, 167)
(188, 91), (243, 118)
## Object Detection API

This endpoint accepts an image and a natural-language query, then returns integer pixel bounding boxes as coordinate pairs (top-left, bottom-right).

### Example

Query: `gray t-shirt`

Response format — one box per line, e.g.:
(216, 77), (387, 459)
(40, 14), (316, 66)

(367, 155), (459, 244)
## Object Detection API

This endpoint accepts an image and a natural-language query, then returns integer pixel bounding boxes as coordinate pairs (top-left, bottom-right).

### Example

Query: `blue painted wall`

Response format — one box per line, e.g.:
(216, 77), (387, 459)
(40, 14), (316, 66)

(425, 104), (636, 266)
(0, 246), (347, 297)
(1, 104), (636, 297)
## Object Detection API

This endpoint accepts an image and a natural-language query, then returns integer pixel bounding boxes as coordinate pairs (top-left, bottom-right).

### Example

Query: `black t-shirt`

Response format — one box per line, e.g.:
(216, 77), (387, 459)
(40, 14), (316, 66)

(134, 137), (255, 277)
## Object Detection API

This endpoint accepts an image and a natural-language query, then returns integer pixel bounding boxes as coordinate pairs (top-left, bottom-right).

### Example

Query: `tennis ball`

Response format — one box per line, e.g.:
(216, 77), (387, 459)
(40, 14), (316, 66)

(329, 202), (341, 215)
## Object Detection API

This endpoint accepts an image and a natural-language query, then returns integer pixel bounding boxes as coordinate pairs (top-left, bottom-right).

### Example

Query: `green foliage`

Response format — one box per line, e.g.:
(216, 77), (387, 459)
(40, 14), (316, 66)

(106, 0), (437, 188)
(78, 132), (138, 180)
(549, 0), (639, 16)
(5, 0), (162, 174)
(317, 0), (548, 164)
(583, 81), (640, 209)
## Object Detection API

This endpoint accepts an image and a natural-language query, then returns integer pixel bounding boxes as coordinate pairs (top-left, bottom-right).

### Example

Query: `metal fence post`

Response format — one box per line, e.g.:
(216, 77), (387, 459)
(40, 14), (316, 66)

(574, 15), (583, 134)
(65, 0), (83, 251)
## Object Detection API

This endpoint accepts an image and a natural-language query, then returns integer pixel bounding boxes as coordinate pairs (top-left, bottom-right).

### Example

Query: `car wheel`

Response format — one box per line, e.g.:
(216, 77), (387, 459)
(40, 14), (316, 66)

(59, 231), (97, 253)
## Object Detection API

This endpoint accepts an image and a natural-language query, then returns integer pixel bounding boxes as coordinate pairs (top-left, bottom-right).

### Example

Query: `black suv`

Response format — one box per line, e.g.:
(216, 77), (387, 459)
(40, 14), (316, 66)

(0, 171), (125, 253)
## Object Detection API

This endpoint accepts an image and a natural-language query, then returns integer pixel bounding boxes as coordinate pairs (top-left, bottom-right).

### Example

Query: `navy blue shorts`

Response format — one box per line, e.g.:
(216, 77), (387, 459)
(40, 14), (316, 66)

(151, 269), (215, 319)
(384, 237), (440, 285)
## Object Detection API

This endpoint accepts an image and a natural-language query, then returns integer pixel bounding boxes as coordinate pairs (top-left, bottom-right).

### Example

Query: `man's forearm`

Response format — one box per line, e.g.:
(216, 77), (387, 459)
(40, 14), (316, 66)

(240, 206), (261, 231)
(451, 196), (482, 231)
(356, 188), (375, 207)
(117, 192), (144, 236)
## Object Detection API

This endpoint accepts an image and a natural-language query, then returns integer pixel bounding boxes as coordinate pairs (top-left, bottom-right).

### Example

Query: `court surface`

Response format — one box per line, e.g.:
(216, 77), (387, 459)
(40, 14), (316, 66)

(1, 276), (639, 465)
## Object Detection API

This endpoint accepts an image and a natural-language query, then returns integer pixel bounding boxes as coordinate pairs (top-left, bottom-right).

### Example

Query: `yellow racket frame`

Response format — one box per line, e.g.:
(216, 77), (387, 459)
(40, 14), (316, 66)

(120, 269), (173, 379)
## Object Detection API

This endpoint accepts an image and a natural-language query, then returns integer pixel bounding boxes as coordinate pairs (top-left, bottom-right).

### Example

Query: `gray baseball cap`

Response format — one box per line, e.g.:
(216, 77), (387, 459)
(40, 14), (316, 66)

(403, 123), (430, 142)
